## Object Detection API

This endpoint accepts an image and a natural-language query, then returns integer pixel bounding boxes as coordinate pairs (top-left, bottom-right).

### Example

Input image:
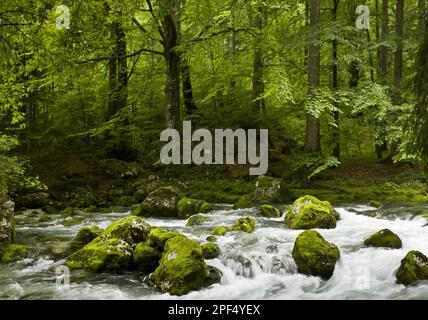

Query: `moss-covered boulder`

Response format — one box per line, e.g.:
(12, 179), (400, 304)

(364, 229), (402, 249)
(67, 216), (151, 273)
(292, 230), (340, 279)
(60, 207), (79, 217)
(146, 228), (181, 250)
(104, 216), (151, 245)
(186, 214), (210, 227)
(233, 194), (253, 209)
(369, 200), (383, 209)
(260, 205), (281, 218)
(135, 187), (181, 218)
(151, 235), (211, 295)
(177, 197), (212, 218)
(230, 217), (256, 233)
(210, 226), (230, 236)
(132, 242), (161, 274)
(252, 176), (282, 203)
(201, 243), (221, 259)
(396, 251), (428, 286)
(285, 195), (339, 230)
(70, 226), (104, 252)
(2, 244), (29, 263)
(67, 236), (133, 272)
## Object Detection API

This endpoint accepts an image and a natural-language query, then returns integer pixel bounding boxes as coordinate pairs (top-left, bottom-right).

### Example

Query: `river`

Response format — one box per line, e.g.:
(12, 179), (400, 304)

(1, 203), (428, 299)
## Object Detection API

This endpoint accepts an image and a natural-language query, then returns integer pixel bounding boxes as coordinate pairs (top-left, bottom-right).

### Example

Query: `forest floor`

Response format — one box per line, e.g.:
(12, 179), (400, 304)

(23, 150), (428, 207)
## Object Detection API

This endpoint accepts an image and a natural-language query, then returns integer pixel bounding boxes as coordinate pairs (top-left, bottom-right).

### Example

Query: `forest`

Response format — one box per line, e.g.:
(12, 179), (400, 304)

(0, 0), (428, 300)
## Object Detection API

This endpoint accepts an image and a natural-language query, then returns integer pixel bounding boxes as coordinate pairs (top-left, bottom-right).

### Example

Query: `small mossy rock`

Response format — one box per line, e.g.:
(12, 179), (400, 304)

(2, 244), (29, 263)
(396, 250), (428, 285)
(210, 226), (230, 236)
(104, 216), (152, 246)
(67, 236), (133, 273)
(233, 194), (253, 209)
(201, 243), (221, 259)
(207, 266), (222, 286)
(186, 214), (210, 226)
(132, 242), (161, 274)
(252, 176), (282, 203)
(364, 229), (402, 249)
(38, 215), (52, 223)
(178, 197), (211, 218)
(260, 205), (280, 218)
(60, 207), (78, 217)
(134, 186), (150, 203)
(136, 187), (181, 218)
(206, 236), (217, 242)
(70, 226), (104, 252)
(152, 235), (210, 295)
(292, 230), (340, 279)
(84, 205), (98, 213)
(146, 228), (181, 250)
(285, 195), (338, 230)
(369, 200), (383, 208)
(230, 217), (256, 233)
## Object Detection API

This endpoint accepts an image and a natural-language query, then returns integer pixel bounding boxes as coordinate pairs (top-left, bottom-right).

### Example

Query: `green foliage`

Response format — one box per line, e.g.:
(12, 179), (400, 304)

(293, 154), (341, 180)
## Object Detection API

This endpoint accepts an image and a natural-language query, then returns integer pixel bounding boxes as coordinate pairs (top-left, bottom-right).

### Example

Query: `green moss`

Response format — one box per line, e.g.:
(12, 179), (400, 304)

(260, 205), (281, 218)
(210, 226), (230, 236)
(60, 207), (78, 217)
(67, 236), (132, 273)
(396, 250), (428, 285)
(38, 214), (52, 223)
(70, 226), (104, 252)
(206, 236), (217, 242)
(230, 217), (256, 233)
(233, 194), (253, 209)
(146, 228), (181, 250)
(369, 200), (383, 208)
(364, 229), (402, 249)
(137, 186), (181, 217)
(84, 205), (98, 213)
(1, 244), (29, 263)
(285, 195), (338, 230)
(252, 176), (282, 203)
(292, 230), (340, 279)
(177, 197), (211, 218)
(152, 235), (210, 296)
(132, 242), (161, 274)
(114, 196), (136, 207)
(186, 214), (210, 227)
(104, 216), (152, 245)
(201, 243), (220, 259)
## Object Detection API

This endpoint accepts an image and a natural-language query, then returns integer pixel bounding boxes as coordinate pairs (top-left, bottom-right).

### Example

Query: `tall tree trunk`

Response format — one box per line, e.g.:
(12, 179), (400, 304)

(331, 0), (340, 159)
(117, 23), (128, 112)
(163, 0), (182, 129)
(181, 58), (197, 115)
(379, 0), (389, 83)
(106, 22), (118, 120)
(252, 2), (265, 113)
(419, 0), (426, 35)
(305, 0), (321, 153)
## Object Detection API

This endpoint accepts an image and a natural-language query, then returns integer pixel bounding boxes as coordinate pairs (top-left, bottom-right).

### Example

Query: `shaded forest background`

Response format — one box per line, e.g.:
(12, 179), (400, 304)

(1, 0), (428, 208)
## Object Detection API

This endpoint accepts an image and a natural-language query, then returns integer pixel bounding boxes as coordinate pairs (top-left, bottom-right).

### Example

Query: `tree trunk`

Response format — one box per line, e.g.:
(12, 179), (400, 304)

(393, 0), (403, 105)
(379, 0), (389, 83)
(163, 1), (182, 130)
(419, 0), (426, 35)
(252, 2), (266, 113)
(305, 0), (321, 154)
(331, 0), (340, 159)
(117, 23), (128, 112)
(181, 58), (197, 115)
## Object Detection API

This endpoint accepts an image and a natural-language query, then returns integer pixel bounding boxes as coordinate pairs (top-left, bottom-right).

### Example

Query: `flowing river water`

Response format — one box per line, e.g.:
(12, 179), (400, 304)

(1, 203), (428, 300)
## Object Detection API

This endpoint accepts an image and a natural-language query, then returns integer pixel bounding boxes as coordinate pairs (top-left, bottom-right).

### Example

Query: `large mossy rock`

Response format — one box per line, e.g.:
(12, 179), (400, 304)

(1, 244), (29, 263)
(177, 197), (211, 218)
(285, 195), (339, 230)
(146, 227), (181, 250)
(151, 235), (211, 296)
(292, 230), (340, 279)
(230, 217), (256, 233)
(132, 242), (161, 274)
(260, 205), (281, 218)
(135, 187), (181, 218)
(0, 201), (15, 245)
(67, 216), (151, 273)
(70, 226), (104, 252)
(186, 214), (210, 226)
(364, 229), (402, 249)
(396, 250), (428, 285)
(252, 176), (282, 203)
(233, 194), (253, 209)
